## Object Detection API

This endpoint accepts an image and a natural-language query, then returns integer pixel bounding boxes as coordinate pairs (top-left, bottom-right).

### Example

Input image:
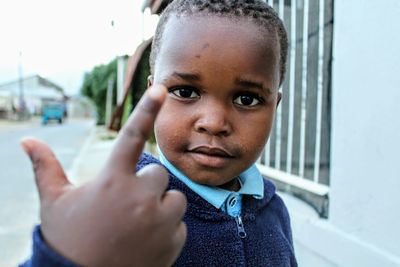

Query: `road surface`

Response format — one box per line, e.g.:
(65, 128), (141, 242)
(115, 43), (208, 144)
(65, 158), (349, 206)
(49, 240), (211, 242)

(0, 118), (95, 267)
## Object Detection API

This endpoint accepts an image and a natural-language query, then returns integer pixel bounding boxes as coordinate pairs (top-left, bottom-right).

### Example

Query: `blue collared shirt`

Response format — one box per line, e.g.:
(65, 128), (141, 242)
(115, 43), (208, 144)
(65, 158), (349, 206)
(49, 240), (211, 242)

(157, 147), (264, 217)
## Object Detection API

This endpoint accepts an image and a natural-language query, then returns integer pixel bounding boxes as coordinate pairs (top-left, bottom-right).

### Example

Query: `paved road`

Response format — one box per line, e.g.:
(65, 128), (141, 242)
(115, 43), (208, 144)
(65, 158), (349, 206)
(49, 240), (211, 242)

(0, 118), (95, 267)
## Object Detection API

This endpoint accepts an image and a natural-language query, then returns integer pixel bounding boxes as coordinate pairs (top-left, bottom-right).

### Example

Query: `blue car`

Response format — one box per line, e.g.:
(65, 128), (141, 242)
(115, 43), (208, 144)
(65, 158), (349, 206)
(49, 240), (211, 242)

(42, 103), (65, 125)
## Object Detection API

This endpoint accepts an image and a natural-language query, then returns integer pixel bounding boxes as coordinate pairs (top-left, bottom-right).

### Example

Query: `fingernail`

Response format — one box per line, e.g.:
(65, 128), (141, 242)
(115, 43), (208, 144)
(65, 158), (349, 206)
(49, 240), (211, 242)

(20, 138), (31, 154)
(148, 84), (166, 100)
(20, 139), (34, 162)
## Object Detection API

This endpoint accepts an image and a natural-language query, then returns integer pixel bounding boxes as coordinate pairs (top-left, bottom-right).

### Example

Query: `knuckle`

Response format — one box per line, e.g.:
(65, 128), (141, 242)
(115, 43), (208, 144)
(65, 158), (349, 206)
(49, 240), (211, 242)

(154, 170), (169, 187)
(139, 95), (159, 114)
(132, 195), (160, 224)
(99, 176), (116, 191)
(121, 125), (148, 142)
(139, 165), (169, 189)
(169, 190), (187, 208)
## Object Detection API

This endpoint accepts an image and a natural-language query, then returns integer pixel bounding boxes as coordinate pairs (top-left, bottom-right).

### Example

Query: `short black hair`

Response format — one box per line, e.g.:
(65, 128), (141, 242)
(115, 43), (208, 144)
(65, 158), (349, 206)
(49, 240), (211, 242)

(149, 0), (288, 86)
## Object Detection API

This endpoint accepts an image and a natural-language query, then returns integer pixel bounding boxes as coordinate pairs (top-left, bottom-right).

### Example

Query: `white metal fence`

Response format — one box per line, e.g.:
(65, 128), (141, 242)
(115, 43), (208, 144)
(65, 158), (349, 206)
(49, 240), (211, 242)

(258, 0), (333, 208)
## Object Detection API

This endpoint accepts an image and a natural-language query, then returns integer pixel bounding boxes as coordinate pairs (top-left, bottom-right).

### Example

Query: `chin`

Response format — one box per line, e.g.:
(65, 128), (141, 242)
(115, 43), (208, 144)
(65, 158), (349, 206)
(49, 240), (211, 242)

(189, 173), (233, 187)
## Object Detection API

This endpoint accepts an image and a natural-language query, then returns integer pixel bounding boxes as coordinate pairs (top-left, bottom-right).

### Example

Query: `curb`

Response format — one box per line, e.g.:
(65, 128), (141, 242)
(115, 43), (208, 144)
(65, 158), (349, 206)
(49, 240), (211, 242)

(66, 123), (97, 186)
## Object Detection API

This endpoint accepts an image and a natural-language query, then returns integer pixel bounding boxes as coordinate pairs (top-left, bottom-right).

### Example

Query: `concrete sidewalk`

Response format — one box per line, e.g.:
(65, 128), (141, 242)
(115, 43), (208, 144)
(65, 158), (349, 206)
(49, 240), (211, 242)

(67, 126), (117, 185)
(67, 126), (156, 185)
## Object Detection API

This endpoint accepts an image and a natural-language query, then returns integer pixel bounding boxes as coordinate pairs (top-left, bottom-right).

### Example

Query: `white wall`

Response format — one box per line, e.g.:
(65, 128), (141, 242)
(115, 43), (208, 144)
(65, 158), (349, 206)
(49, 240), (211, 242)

(330, 0), (400, 257)
(283, 1), (400, 266)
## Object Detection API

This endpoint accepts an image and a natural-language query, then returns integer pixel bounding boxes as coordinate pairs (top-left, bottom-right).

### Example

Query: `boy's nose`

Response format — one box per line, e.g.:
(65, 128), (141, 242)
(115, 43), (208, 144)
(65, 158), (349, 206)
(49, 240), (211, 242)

(194, 107), (232, 137)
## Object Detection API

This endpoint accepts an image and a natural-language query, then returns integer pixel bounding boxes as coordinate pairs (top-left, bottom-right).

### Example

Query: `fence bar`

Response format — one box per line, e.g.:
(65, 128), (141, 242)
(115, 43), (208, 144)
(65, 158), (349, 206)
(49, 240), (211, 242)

(274, 0), (285, 169)
(299, 0), (309, 178)
(286, 0), (296, 173)
(264, 0), (274, 168)
(279, 0), (284, 19)
(264, 139), (271, 166)
(313, 0), (325, 182)
(275, 103), (282, 169)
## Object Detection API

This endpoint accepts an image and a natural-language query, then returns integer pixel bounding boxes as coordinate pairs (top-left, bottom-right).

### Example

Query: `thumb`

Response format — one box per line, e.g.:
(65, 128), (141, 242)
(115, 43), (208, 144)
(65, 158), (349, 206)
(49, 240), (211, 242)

(21, 137), (71, 202)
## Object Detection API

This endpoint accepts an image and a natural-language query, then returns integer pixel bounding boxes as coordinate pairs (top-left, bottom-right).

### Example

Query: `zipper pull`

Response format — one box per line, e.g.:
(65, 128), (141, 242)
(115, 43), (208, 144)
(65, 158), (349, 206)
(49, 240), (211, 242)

(235, 215), (247, 238)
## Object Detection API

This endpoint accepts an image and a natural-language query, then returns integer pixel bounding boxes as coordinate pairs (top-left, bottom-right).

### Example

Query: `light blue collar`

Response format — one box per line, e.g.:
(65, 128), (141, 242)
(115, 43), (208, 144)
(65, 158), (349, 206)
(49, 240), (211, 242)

(157, 147), (264, 210)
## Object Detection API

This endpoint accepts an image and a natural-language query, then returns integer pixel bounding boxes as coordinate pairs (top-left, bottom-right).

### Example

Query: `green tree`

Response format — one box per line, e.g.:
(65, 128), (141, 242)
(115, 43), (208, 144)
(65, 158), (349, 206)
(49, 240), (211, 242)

(81, 57), (125, 125)
(121, 46), (151, 125)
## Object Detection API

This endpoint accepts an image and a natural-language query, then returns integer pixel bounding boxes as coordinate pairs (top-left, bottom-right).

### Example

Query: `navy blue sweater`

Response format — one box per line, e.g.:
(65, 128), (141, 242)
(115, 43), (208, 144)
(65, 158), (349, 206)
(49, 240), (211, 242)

(20, 153), (297, 267)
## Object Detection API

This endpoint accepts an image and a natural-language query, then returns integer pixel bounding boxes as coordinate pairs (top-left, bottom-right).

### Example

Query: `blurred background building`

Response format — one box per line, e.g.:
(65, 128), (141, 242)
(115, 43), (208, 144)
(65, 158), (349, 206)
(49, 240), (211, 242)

(0, 75), (66, 119)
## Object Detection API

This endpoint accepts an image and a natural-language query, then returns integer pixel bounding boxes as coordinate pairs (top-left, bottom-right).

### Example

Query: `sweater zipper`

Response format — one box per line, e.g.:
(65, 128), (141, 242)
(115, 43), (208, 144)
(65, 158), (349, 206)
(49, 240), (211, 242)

(235, 215), (247, 238)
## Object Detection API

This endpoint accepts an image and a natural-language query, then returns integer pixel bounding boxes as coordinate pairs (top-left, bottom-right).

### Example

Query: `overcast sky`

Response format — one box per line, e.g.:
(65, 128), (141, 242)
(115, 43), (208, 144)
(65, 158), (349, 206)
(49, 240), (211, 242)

(0, 0), (158, 95)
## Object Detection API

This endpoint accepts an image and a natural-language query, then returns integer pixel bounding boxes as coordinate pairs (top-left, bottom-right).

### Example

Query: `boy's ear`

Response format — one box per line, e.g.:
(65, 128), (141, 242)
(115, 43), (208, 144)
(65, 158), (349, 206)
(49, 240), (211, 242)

(147, 75), (153, 88)
(276, 92), (282, 107)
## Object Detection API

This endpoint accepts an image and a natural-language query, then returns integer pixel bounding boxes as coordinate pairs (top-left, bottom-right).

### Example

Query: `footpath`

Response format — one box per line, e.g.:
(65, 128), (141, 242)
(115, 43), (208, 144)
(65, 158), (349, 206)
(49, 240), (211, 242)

(67, 126), (156, 185)
(67, 126), (116, 185)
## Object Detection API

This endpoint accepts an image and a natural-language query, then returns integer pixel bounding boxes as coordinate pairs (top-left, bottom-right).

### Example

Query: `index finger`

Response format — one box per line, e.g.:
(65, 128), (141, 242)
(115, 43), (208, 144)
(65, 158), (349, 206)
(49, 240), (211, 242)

(106, 84), (167, 173)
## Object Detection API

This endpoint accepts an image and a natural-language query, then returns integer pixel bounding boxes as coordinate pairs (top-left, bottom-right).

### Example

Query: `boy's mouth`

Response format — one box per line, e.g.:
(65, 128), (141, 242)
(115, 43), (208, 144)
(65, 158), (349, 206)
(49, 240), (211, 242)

(186, 145), (235, 168)
(188, 145), (234, 158)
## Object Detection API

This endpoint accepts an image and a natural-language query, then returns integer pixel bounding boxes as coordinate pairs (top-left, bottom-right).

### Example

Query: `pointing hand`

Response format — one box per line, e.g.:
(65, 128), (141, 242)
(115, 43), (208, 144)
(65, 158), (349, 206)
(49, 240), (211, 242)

(21, 85), (187, 267)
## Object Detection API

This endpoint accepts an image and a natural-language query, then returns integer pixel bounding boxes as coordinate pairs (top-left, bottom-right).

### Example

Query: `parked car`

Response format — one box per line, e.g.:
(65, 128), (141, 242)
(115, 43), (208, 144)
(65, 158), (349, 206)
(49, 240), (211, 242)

(42, 103), (65, 125)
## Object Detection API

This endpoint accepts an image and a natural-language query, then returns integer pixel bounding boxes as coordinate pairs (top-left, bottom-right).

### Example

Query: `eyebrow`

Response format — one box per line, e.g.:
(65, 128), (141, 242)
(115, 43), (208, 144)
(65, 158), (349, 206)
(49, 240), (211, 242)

(234, 77), (272, 93)
(170, 72), (273, 93)
(172, 72), (201, 81)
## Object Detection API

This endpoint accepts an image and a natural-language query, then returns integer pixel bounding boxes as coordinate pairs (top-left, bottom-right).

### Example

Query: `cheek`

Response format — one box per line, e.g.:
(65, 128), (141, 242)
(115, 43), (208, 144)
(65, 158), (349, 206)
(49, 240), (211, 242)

(154, 104), (190, 149)
(236, 113), (274, 159)
(239, 129), (268, 157)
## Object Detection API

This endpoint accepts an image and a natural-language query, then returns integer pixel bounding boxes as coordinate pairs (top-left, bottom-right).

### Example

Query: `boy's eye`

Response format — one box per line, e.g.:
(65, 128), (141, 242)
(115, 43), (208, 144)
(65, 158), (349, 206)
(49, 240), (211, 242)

(170, 87), (200, 99)
(233, 93), (261, 107)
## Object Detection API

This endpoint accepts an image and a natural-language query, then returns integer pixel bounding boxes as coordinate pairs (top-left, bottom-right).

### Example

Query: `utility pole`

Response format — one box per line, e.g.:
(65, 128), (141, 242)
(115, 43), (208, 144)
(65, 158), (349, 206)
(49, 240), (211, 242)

(110, 19), (125, 105)
(105, 77), (114, 127)
(18, 51), (26, 120)
(117, 56), (125, 105)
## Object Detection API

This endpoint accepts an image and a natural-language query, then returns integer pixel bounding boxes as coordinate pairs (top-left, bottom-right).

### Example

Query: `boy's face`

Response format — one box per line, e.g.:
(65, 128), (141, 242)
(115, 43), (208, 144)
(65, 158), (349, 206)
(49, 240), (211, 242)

(152, 15), (281, 189)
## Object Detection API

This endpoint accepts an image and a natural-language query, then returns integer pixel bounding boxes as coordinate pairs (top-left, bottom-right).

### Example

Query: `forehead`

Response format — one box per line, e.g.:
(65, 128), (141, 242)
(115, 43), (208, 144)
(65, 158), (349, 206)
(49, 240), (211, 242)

(154, 15), (280, 85)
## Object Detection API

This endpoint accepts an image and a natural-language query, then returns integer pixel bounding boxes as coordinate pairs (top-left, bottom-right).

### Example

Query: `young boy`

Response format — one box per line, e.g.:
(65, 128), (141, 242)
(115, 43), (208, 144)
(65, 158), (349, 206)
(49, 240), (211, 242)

(21, 0), (296, 266)
(148, 0), (295, 265)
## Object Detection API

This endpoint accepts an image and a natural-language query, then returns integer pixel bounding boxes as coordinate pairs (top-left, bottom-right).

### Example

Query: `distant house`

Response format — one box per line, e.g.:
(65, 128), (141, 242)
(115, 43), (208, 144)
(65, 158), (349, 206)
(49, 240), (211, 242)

(0, 75), (66, 117)
(67, 94), (96, 119)
(0, 90), (13, 118)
